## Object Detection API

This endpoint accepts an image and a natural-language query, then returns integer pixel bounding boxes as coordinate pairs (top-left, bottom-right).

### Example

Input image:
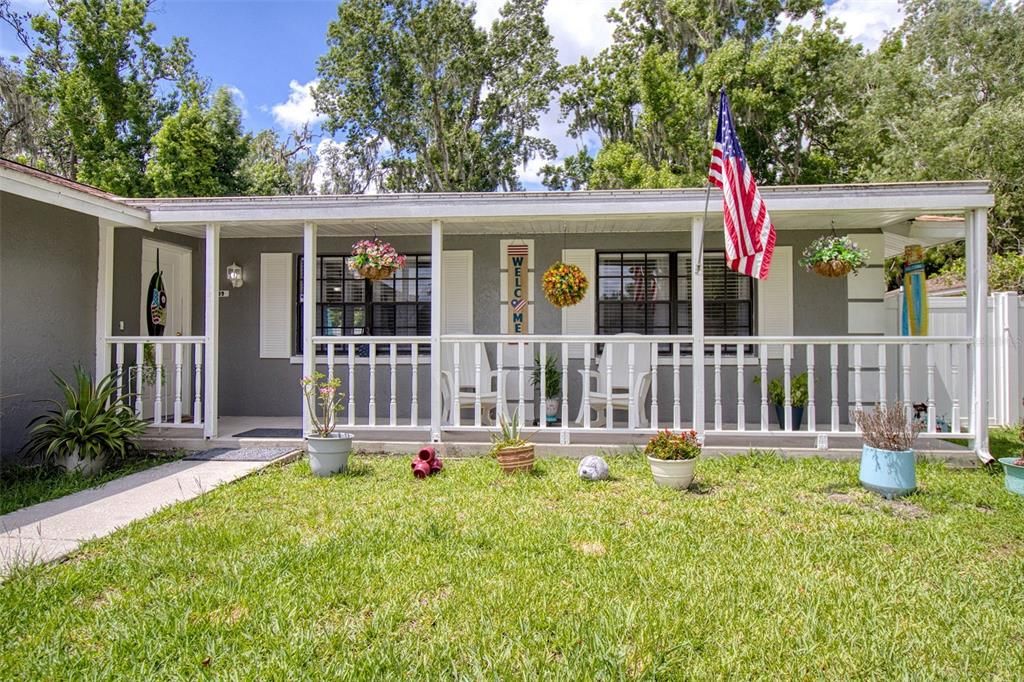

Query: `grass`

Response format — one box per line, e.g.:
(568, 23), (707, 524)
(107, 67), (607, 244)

(0, 451), (185, 516)
(1, 452), (1023, 678)
(990, 425), (1024, 460)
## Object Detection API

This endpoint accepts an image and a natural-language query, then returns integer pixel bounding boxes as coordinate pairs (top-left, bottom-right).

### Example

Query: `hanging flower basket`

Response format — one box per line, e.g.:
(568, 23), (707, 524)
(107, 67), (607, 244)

(350, 238), (406, 281)
(542, 261), (589, 308)
(799, 235), (869, 278)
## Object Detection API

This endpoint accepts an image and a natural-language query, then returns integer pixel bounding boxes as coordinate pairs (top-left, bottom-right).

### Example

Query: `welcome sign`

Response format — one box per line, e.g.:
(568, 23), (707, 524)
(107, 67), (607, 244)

(507, 243), (530, 335)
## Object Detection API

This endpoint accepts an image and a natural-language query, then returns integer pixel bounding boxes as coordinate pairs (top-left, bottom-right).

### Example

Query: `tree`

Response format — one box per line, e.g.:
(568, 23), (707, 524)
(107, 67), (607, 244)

(239, 126), (317, 196)
(1, 0), (197, 196)
(540, 148), (594, 191)
(314, 0), (561, 192)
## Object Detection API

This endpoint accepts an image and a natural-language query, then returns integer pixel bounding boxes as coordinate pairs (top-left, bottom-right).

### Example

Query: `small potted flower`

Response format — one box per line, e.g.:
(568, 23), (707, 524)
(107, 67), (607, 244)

(489, 411), (534, 474)
(645, 430), (700, 490)
(301, 371), (353, 476)
(799, 235), (870, 277)
(997, 422), (1024, 497)
(350, 238), (407, 281)
(542, 261), (589, 307)
(854, 403), (923, 499)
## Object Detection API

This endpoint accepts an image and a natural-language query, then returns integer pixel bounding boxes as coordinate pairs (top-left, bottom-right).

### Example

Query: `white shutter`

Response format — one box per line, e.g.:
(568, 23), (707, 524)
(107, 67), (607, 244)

(260, 253), (293, 358)
(443, 250), (473, 333)
(561, 248), (596, 358)
(757, 245), (793, 359)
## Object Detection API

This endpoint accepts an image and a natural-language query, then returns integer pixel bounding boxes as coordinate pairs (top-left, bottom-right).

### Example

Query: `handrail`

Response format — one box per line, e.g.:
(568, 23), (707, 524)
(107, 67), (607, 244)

(105, 335), (207, 343)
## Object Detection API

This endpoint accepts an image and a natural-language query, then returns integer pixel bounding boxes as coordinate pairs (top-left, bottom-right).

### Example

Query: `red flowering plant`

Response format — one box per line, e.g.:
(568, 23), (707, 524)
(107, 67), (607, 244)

(644, 430), (701, 461)
(542, 261), (589, 307)
(350, 238), (407, 280)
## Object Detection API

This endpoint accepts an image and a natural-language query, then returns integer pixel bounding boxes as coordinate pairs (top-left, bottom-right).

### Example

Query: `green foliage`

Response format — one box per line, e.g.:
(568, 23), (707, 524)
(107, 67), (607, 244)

(314, 0), (561, 192)
(754, 372), (809, 407)
(644, 429), (701, 460)
(798, 235), (870, 274)
(530, 354), (561, 399)
(489, 411), (528, 453)
(22, 367), (147, 465)
(931, 251), (1024, 294)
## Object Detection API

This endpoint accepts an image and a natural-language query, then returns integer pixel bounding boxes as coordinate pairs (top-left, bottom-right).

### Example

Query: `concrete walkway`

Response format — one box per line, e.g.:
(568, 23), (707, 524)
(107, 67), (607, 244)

(1, 452), (297, 575)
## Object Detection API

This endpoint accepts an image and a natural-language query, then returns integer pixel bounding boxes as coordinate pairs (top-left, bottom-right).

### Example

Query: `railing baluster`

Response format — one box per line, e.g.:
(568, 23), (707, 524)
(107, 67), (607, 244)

(713, 344), (722, 431)
(368, 342), (377, 426)
(327, 343), (335, 381)
(605, 343), (613, 428)
(347, 343), (356, 427)
(173, 343), (183, 425)
(583, 342), (592, 429)
(153, 344), (163, 426)
(115, 343), (125, 403)
(649, 342), (659, 429)
(805, 344), (815, 432)
(135, 343), (144, 418)
(497, 347), (505, 422)
(783, 343), (793, 432)
(878, 344), (887, 410)
(927, 344), (936, 433)
(901, 344), (911, 420)
(561, 342), (570, 443)
(193, 343), (203, 425)
(517, 341), (526, 425)
(736, 343), (745, 432)
(389, 343), (398, 427)
(474, 342), (482, 427)
(411, 343), (419, 427)
(853, 344), (863, 421)
(627, 343), (636, 430)
(830, 344), (839, 432)
(672, 341), (681, 430)
(951, 344), (960, 434)
(452, 342), (461, 427)
(759, 343), (768, 431)
(539, 342), (547, 430)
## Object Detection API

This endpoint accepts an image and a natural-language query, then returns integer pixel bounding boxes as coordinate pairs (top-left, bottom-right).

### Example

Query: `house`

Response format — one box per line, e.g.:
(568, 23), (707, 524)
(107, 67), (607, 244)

(0, 158), (996, 462)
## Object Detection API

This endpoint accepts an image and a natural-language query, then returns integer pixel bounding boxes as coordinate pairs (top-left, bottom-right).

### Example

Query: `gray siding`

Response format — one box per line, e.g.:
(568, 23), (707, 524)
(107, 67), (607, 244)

(0, 192), (99, 462)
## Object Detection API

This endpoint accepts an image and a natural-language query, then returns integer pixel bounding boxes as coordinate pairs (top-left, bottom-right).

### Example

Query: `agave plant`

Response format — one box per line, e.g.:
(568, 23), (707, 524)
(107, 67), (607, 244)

(490, 411), (528, 452)
(23, 368), (147, 465)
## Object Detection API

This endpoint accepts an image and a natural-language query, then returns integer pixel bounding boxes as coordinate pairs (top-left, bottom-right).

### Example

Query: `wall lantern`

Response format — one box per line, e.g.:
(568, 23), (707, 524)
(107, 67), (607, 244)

(226, 262), (243, 288)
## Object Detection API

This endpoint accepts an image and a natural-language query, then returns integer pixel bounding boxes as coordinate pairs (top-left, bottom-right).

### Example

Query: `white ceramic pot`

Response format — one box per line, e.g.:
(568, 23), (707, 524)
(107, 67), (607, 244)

(647, 456), (697, 490)
(59, 449), (107, 477)
(306, 432), (354, 477)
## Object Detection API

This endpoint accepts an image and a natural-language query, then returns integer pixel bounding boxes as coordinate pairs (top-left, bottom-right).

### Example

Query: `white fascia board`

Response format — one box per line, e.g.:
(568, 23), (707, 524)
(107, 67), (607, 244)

(129, 181), (994, 226)
(1, 168), (151, 229)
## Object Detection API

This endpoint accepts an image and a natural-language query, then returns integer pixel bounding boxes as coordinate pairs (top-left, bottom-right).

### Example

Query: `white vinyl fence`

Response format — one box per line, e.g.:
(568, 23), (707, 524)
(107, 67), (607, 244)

(886, 291), (1022, 426)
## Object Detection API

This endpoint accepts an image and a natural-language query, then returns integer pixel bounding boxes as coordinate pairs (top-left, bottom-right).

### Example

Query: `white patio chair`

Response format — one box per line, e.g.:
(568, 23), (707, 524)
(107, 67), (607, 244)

(575, 334), (653, 428)
(440, 343), (510, 425)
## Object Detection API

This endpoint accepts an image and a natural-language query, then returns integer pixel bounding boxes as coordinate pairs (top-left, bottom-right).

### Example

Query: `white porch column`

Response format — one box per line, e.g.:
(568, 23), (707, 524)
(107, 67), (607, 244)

(966, 208), (992, 462)
(691, 216), (705, 438)
(204, 223), (220, 439)
(429, 219), (443, 442)
(302, 222), (318, 436)
(95, 220), (115, 381)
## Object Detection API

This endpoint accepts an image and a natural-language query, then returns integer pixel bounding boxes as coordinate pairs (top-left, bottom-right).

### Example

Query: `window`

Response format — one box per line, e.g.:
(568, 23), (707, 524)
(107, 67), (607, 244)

(596, 251), (754, 339)
(295, 254), (431, 354)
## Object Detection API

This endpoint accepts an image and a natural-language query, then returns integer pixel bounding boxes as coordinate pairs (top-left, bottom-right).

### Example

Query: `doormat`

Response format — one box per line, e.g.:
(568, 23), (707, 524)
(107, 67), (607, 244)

(232, 428), (303, 438)
(185, 446), (297, 462)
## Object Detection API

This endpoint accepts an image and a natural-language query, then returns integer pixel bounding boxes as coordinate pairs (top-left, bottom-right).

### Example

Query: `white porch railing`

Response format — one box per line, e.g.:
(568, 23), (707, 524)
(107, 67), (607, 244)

(104, 336), (206, 428)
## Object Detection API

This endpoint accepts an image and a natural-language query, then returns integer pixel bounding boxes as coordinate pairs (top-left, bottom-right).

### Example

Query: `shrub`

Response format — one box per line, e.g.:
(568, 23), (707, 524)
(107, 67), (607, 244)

(854, 404), (923, 452)
(23, 368), (147, 465)
(530, 354), (562, 399)
(644, 430), (701, 461)
(753, 372), (809, 407)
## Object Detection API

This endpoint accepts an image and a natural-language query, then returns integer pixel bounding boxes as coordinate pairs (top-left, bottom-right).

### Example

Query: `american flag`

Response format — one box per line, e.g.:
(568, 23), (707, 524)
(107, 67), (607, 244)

(708, 89), (776, 280)
(507, 244), (529, 256)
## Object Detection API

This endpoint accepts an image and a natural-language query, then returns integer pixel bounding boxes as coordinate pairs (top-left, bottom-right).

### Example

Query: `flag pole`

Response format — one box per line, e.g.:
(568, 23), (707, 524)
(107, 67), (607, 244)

(698, 89), (720, 275)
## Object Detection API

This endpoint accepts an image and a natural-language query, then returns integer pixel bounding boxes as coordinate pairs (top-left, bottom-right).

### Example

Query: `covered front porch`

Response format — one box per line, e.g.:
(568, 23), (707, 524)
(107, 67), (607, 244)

(97, 182), (995, 460)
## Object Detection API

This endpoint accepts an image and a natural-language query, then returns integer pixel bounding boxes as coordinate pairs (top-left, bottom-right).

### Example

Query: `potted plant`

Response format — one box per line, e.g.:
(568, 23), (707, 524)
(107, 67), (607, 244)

(997, 422), (1024, 497)
(753, 372), (808, 430)
(542, 261), (589, 307)
(799, 235), (870, 277)
(23, 368), (147, 477)
(301, 371), (353, 477)
(530, 354), (562, 425)
(645, 429), (701, 490)
(349, 238), (407, 281)
(490, 411), (534, 474)
(854, 403), (923, 499)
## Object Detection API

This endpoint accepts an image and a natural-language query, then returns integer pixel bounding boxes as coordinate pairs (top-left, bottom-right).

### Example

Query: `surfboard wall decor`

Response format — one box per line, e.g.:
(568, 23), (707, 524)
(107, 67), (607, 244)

(147, 270), (167, 336)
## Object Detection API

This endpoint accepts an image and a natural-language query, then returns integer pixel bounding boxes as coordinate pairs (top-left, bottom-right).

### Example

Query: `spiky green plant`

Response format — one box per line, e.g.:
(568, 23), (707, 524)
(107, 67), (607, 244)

(489, 411), (529, 454)
(22, 367), (147, 465)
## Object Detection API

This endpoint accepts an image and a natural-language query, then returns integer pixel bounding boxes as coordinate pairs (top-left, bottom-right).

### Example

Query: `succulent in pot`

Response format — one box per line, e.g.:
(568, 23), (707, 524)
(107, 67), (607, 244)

(854, 403), (923, 499)
(645, 429), (701, 490)
(997, 422), (1024, 497)
(490, 411), (534, 474)
(301, 372), (353, 476)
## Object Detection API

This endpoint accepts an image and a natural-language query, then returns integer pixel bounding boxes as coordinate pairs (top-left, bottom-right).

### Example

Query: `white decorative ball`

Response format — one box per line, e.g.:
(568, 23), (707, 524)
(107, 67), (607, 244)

(578, 455), (609, 481)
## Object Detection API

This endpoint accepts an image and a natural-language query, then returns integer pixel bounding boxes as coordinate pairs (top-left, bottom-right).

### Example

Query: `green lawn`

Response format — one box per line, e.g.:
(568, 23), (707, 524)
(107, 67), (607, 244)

(1, 453), (1022, 678)
(0, 451), (184, 516)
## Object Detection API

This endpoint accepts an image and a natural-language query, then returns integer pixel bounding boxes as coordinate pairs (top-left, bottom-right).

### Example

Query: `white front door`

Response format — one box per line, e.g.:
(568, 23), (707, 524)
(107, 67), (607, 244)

(140, 240), (192, 420)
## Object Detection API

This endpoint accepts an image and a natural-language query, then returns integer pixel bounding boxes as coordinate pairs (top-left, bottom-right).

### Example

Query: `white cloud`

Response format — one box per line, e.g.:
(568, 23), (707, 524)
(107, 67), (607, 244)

(271, 79), (325, 130)
(225, 85), (248, 119)
(782, 1), (904, 51)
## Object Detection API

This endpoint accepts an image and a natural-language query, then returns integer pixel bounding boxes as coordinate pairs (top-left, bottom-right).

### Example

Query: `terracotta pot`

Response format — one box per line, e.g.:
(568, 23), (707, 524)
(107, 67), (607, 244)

(495, 444), (535, 474)
(357, 264), (396, 281)
(812, 260), (853, 278)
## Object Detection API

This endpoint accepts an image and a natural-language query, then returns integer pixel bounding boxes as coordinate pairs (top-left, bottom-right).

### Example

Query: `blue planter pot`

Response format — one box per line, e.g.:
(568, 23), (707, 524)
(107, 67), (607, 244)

(998, 458), (1024, 497)
(773, 405), (805, 431)
(859, 445), (916, 499)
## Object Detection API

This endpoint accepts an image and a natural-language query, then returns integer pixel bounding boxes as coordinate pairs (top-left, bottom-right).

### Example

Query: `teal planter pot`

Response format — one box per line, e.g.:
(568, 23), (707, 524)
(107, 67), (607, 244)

(998, 458), (1024, 497)
(859, 445), (916, 499)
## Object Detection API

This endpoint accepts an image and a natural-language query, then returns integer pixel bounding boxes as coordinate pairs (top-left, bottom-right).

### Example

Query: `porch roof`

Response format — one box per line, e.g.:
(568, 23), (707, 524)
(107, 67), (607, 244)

(123, 180), (992, 241)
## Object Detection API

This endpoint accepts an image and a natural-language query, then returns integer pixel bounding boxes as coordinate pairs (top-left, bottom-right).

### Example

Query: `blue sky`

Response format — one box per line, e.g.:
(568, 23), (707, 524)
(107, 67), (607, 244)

(1, 0), (903, 189)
